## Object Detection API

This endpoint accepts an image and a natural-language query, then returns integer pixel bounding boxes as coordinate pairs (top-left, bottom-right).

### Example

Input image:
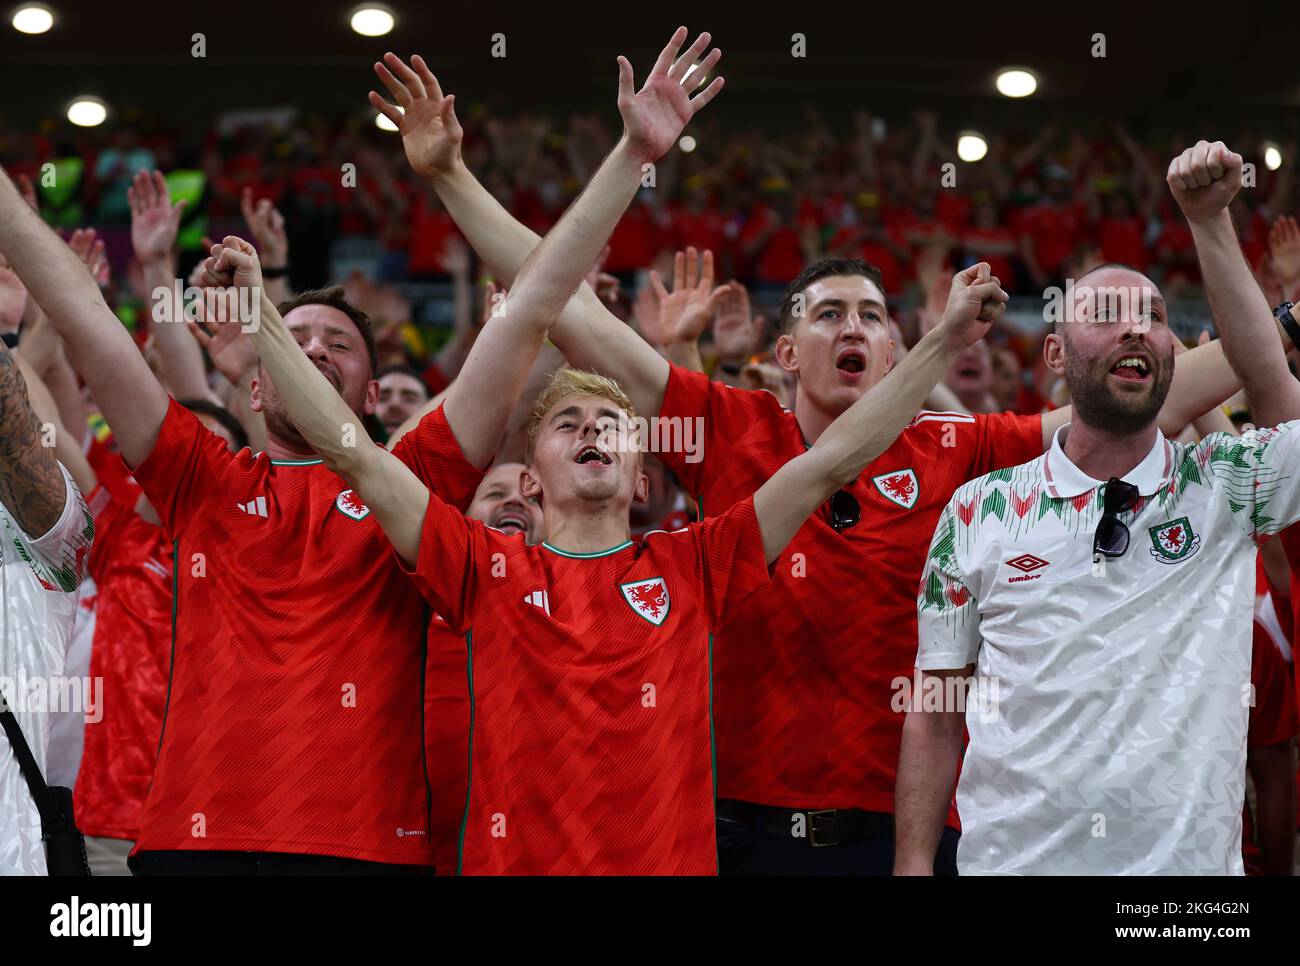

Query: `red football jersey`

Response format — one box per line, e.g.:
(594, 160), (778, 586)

(405, 492), (770, 874)
(658, 365), (1043, 824)
(424, 614), (469, 874)
(1243, 619), (1300, 875)
(74, 480), (172, 840)
(129, 399), (482, 864)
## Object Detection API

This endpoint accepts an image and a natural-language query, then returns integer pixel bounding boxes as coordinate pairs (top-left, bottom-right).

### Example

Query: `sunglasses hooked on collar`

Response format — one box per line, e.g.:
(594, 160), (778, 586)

(1092, 477), (1139, 561)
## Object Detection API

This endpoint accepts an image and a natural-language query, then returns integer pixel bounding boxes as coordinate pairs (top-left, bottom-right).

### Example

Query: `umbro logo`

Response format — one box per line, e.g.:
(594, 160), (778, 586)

(1006, 553), (1049, 582)
(523, 589), (551, 616)
(236, 496), (269, 517)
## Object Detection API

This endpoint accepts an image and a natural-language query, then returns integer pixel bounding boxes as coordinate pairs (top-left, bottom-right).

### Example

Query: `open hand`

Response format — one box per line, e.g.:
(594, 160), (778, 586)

(371, 53), (464, 182)
(128, 170), (185, 265)
(240, 187), (288, 267)
(617, 27), (724, 164)
(712, 280), (765, 361)
(648, 247), (729, 346)
(1268, 214), (1300, 294)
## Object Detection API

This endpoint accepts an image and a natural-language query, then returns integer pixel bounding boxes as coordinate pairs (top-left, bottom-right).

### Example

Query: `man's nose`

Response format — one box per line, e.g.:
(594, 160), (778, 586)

(842, 313), (867, 339)
(1120, 317), (1148, 340)
(301, 335), (330, 362)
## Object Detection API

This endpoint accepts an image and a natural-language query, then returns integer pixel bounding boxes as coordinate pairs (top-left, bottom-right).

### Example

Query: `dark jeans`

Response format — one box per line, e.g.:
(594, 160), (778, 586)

(130, 849), (431, 876)
(717, 813), (960, 875)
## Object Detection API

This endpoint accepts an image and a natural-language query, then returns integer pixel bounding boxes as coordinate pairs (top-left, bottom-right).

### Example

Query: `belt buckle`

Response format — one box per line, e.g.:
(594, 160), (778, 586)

(805, 809), (837, 847)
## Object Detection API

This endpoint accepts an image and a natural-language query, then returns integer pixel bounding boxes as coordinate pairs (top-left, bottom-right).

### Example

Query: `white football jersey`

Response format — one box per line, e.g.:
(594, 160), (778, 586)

(917, 422), (1300, 875)
(0, 465), (92, 875)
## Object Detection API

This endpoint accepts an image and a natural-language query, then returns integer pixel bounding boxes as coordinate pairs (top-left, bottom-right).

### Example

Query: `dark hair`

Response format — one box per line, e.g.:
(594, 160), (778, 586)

(276, 286), (377, 375)
(179, 398), (250, 453)
(375, 364), (431, 399)
(778, 258), (887, 334)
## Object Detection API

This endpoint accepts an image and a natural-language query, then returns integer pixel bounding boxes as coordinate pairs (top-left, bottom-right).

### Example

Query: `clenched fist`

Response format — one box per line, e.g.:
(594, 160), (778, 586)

(1167, 140), (1243, 225)
(937, 262), (1006, 352)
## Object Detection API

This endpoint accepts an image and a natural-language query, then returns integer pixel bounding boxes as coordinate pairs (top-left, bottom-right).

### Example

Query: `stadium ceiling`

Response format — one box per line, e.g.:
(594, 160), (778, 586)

(1, 2), (1296, 127)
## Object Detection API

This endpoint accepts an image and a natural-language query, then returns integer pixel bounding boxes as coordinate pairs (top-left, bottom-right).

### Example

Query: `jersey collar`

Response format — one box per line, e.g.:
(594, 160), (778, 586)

(541, 540), (633, 559)
(1041, 423), (1173, 499)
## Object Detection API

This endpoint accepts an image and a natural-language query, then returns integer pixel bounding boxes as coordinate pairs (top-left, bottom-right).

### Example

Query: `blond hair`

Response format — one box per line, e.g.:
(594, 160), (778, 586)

(525, 368), (636, 463)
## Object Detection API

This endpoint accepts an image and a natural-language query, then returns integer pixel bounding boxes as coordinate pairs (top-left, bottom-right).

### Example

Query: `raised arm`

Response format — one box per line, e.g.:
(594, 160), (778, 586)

(753, 264), (1006, 562)
(370, 51), (672, 420)
(129, 170), (214, 403)
(1167, 139), (1300, 427)
(373, 28), (724, 468)
(239, 187), (292, 305)
(0, 338), (69, 536)
(0, 164), (168, 468)
(201, 237), (428, 563)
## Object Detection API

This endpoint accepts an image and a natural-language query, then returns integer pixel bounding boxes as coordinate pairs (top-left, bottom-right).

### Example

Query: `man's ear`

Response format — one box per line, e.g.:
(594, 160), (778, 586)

(631, 469), (650, 506)
(774, 331), (798, 375)
(362, 378), (379, 416)
(520, 466), (543, 502)
(249, 375), (263, 414)
(1044, 332), (1066, 376)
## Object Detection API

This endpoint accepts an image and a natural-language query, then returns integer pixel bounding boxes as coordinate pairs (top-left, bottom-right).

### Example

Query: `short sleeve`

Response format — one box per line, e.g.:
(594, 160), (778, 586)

(20, 463), (93, 592)
(398, 488), (479, 632)
(390, 404), (485, 513)
(971, 411), (1044, 479)
(1247, 623), (1300, 749)
(129, 397), (232, 537)
(85, 434), (141, 509)
(916, 499), (981, 670)
(693, 495), (770, 632)
(1203, 421), (1300, 541)
(658, 363), (778, 499)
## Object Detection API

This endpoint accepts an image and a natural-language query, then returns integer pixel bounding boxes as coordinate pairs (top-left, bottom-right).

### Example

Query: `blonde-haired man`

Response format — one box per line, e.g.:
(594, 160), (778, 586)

(204, 28), (1002, 873)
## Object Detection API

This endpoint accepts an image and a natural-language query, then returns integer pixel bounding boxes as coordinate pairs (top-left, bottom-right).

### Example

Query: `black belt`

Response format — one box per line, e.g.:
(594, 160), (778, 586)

(716, 798), (893, 848)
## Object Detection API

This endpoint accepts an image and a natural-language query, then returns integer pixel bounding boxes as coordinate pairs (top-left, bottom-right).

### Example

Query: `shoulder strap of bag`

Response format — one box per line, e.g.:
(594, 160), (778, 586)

(0, 688), (57, 831)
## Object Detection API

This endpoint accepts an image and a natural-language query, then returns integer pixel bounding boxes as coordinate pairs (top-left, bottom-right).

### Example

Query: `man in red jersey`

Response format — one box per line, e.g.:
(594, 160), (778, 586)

(76, 402), (247, 876)
(376, 54), (1245, 874)
(220, 27), (1005, 874)
(425, 462), (542, 874)
(0, 156), (519, 873)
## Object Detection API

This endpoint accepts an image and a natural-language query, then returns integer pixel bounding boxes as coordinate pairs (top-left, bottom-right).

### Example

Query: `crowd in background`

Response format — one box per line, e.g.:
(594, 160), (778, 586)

(4, 83), (1300, 876)
(3, 109), (1299, 428)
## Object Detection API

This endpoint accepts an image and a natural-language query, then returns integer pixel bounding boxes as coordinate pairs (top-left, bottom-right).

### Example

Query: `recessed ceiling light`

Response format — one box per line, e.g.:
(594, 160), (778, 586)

(67, 96), (108, 127)
(957, 132), (988, 162)
(995, 68), (1037, 98)
(350, 4), (394, 37)
(12, 4), (54, 34)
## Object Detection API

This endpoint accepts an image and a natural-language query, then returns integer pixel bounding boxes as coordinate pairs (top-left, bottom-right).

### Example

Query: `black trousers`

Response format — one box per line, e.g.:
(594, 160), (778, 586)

(130, 849), (431, 876)
(717, 812), (960, 875)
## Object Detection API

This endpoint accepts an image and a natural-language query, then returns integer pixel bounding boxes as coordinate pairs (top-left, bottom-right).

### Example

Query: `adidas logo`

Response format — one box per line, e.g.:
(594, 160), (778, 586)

(523, 589), (551, 616)
(237, 496), (269, 518)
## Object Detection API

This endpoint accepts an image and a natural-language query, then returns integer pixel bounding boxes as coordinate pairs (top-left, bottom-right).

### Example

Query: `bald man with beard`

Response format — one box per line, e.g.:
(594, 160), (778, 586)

(898, 142), (1300, 875)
